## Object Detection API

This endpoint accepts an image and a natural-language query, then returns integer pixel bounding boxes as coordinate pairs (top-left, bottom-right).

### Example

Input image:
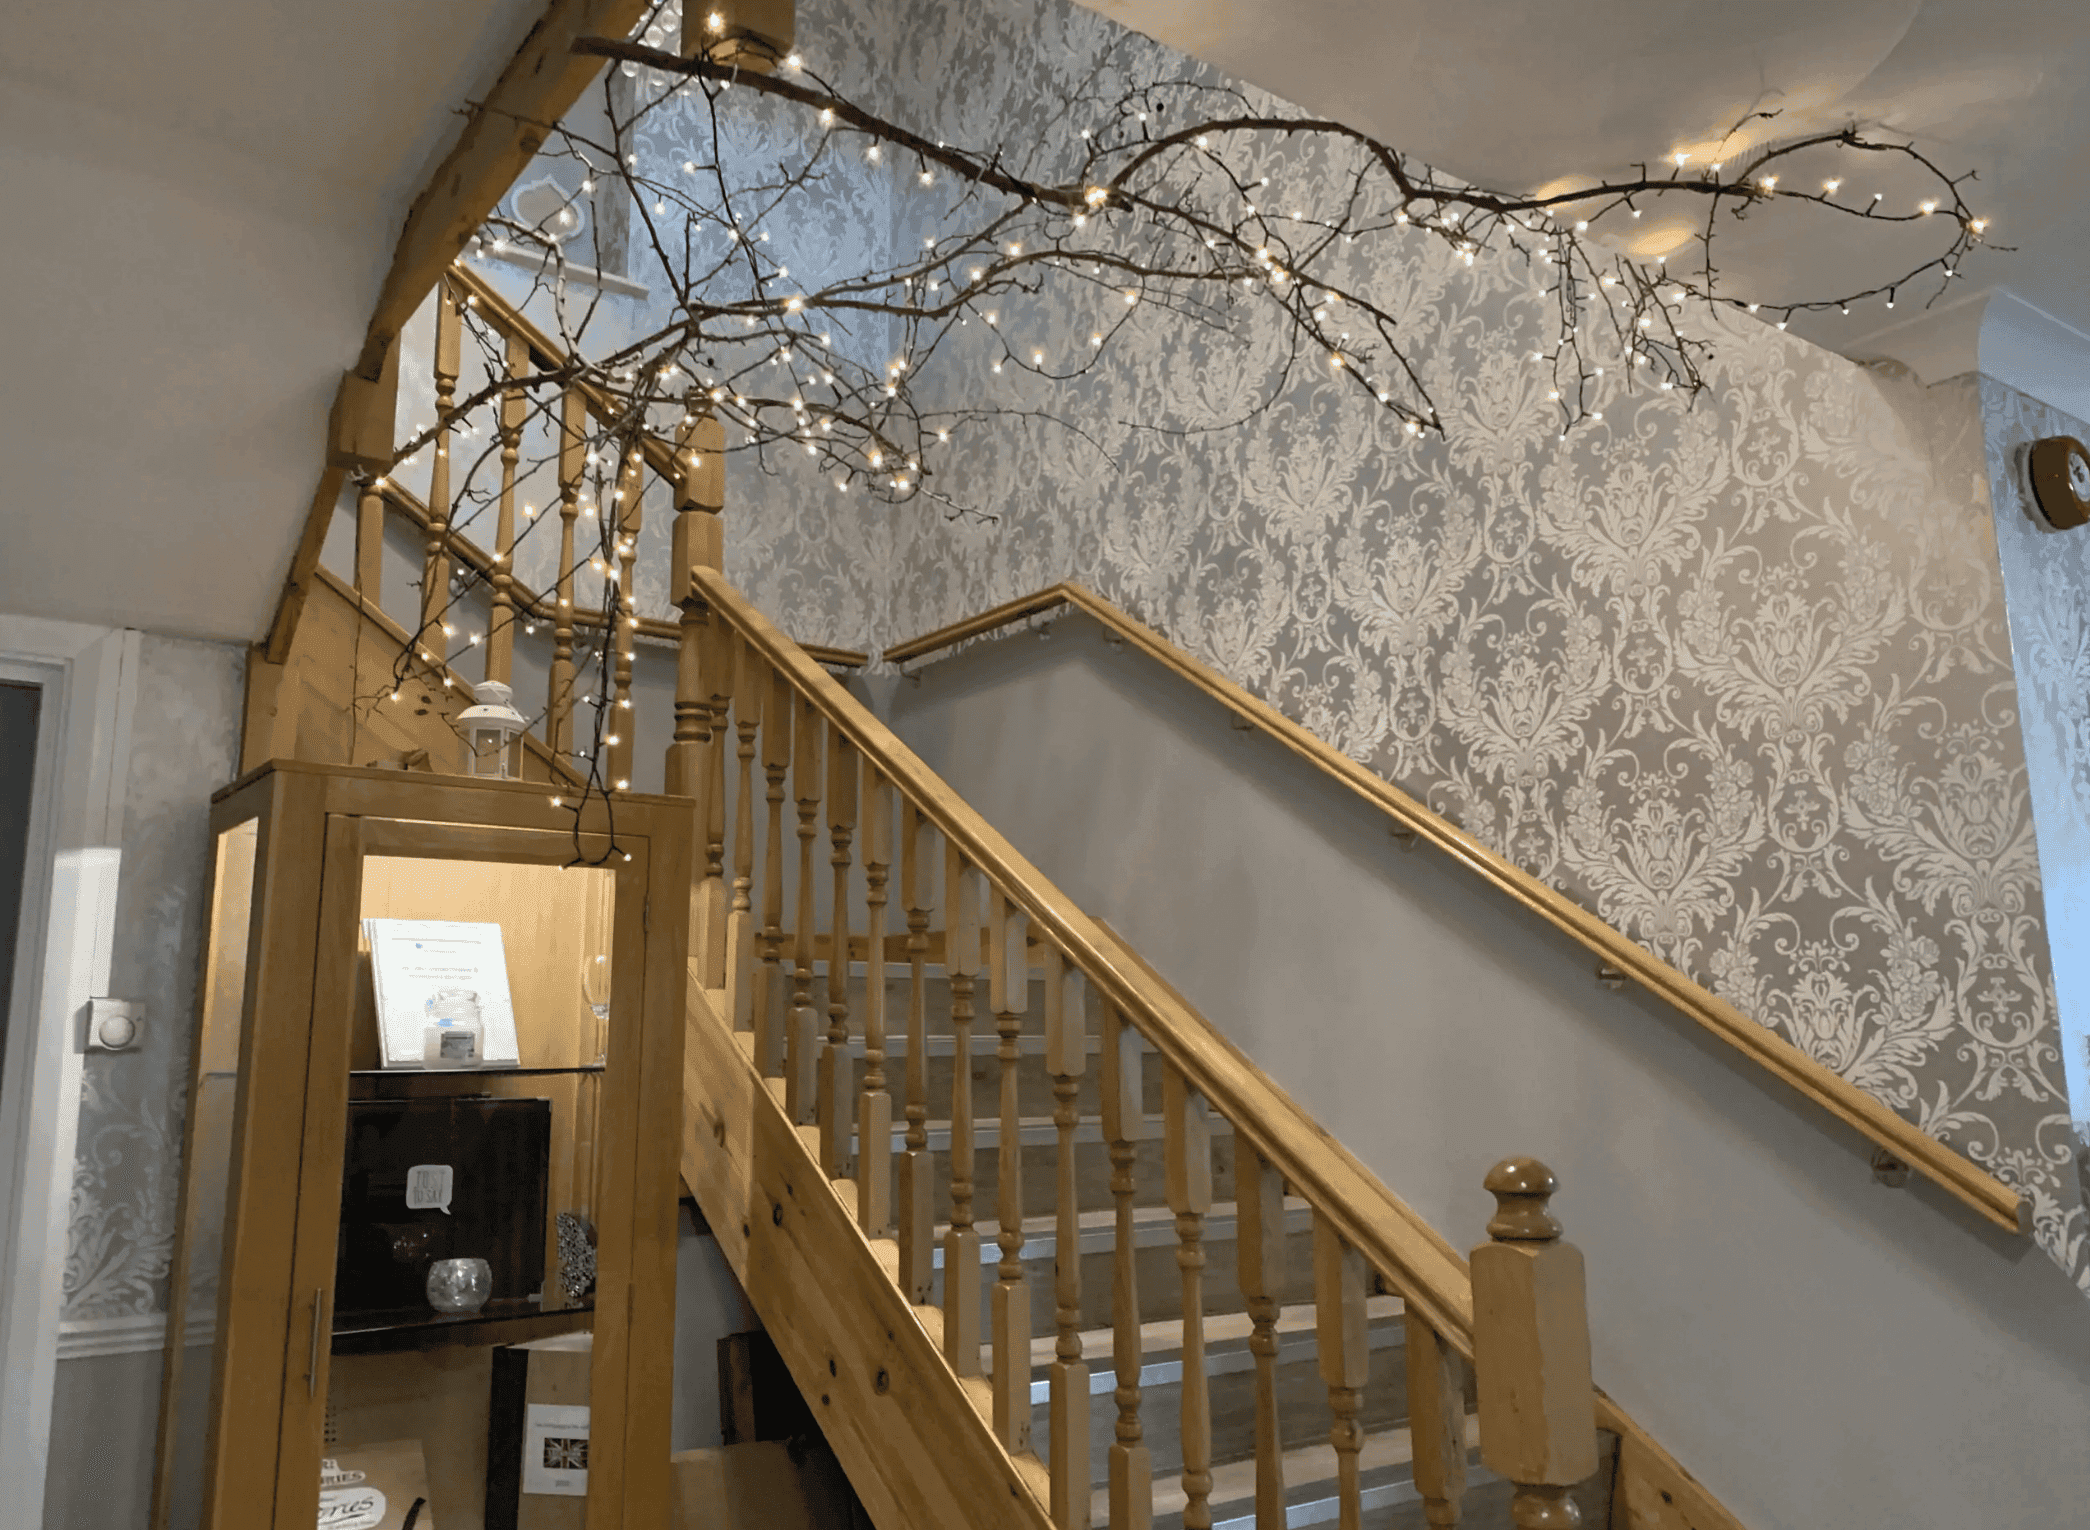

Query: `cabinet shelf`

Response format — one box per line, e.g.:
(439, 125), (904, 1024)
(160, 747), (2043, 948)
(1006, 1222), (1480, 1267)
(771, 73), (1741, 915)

(347, 1064), (606, 1077)
(331, 1298), (594, 1356)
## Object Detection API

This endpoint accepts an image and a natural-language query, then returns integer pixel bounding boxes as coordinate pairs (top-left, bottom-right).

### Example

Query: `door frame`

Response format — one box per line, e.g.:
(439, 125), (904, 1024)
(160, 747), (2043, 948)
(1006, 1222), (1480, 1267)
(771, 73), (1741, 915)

(0, 618), (139, 1524)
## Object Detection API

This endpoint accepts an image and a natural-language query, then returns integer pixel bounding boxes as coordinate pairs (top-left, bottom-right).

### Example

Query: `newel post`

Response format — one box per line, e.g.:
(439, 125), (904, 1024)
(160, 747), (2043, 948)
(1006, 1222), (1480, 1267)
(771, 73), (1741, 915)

(1471, 1158), (1596, 1529)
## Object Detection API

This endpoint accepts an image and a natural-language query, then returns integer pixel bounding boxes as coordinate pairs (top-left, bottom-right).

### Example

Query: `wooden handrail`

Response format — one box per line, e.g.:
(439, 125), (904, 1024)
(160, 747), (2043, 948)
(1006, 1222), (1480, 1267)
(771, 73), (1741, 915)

(885, 583), (2029, 1236)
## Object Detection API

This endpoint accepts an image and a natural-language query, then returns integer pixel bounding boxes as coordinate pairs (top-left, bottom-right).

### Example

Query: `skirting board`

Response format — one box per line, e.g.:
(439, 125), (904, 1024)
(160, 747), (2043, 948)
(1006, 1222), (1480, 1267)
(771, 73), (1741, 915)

(57, 1311), (214, 1361)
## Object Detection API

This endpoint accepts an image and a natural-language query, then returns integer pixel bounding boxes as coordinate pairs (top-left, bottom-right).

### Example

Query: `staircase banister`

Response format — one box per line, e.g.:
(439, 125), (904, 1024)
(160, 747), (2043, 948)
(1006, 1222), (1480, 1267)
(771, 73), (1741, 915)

(445, 263), (686, 487)
(371, 477), (865, 667)
(886, 582), (2029, 1237)
(696, 565), (1474, 1345)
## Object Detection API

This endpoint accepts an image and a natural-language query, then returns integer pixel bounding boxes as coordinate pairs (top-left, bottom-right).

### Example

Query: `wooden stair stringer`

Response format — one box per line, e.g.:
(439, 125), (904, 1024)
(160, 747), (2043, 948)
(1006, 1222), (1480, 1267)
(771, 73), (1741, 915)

(680, 974), (1054, 1530)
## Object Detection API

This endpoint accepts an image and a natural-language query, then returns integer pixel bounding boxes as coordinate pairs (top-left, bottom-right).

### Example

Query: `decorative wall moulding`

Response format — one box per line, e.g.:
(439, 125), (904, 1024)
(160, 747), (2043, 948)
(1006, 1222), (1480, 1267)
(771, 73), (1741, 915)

(2029, 436), (2090, 530)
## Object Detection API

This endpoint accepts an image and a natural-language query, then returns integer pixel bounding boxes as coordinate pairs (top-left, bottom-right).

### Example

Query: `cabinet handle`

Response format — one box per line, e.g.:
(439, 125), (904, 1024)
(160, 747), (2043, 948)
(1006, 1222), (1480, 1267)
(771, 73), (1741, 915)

(307, 1288), (324, 1398)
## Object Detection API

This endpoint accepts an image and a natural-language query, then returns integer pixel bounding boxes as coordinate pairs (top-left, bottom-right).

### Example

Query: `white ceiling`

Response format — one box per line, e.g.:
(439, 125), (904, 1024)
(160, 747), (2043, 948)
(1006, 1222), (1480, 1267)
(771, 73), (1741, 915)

(0, 0), (547, 641)
(1080, 0), (2090, 383)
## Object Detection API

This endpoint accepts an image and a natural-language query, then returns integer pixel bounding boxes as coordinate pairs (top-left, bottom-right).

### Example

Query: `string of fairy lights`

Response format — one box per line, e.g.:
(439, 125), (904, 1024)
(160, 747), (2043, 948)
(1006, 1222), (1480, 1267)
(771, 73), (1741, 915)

(364, 0), (1996, 849)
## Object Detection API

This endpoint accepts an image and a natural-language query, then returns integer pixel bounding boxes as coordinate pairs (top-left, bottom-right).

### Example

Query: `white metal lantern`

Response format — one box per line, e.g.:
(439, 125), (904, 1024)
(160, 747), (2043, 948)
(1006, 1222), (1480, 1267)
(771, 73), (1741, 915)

(458, 680), (528, 780)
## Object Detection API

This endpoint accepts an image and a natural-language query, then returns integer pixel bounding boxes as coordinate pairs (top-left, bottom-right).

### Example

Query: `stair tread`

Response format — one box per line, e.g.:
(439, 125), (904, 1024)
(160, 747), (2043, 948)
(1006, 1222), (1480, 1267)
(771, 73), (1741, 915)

(1119, 1414), (1486, 1524)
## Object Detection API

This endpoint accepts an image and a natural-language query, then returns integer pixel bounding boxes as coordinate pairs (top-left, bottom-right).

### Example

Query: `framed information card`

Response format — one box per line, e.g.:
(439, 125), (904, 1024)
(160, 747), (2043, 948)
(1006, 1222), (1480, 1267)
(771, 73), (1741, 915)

(364, 919), (522, 1068)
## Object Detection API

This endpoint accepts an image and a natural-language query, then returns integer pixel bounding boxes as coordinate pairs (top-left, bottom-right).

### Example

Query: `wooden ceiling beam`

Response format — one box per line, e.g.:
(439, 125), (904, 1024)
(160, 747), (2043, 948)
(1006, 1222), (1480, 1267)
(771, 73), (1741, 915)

(351, 0), (650, 383)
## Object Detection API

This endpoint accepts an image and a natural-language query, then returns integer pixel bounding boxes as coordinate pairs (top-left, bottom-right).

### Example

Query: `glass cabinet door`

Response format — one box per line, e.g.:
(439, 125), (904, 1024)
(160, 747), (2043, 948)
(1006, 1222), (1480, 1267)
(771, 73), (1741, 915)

(288, 819), (645, 1530)
(152, 812), (261, 1530)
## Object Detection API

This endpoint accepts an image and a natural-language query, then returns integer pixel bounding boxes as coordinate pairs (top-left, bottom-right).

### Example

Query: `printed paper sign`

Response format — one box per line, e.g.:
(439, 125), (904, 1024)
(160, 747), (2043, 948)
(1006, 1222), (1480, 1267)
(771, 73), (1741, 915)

(404, 1164), (453, 1214)
(362, 919), (520, 1069)
(316, 1441), (432, 1529)
(522, 1403), (590, 1496)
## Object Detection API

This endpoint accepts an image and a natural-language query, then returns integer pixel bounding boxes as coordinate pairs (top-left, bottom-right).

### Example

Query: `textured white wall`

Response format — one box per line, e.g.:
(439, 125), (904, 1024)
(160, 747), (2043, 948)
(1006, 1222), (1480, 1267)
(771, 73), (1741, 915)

(887, 615), (2090, 1530)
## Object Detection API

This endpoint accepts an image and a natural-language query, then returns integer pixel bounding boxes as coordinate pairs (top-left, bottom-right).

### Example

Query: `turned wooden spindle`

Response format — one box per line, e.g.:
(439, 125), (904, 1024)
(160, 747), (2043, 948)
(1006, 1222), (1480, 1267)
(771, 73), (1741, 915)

(724, 633), (760, 1030)
(1236, 1143), (1287, 1530)
(546, 388), (585, 762)
(785, 696), (823, 1124)
(897, 805), (937, 1303)
(1314, 1215), (1369, 1530)
(606, 443), (643, 793)
(1045, 949), (1091, 1528)
(699, 623), (732, 987)
(1472, 1158), (1596, 1530)
(856, 766), (893, 1235)
(485, 332), (528, 685)
(752, 668), (792, 1075)
(988, 887), (1031, 1451)
(420, 280), (461, 642)
(818, 724), (858, 1181)
(1405, 1309), (1469, 1528)
(355, 478), (383, 600)
(1164, 1065), (1214, 1530)
(943, 851), (984, 1376)
(1099, 1003), (1151, 1530)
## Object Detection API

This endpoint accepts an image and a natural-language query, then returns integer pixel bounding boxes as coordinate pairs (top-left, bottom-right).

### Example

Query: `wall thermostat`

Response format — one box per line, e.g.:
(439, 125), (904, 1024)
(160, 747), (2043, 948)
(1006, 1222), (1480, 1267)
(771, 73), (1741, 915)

(86, 997), (144, 1052)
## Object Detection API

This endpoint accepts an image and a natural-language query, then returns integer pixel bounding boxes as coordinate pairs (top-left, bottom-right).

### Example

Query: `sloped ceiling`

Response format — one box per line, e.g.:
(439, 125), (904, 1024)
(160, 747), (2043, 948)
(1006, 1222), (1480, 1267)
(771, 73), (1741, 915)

(0, 0), (548, 641)
(1079, 0), (2090, 375)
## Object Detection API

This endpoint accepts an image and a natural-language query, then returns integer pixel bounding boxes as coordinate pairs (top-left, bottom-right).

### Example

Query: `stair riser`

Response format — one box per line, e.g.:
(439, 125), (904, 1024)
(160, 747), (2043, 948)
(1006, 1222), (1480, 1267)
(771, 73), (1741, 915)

(851, 1048), (1166, 1123)
(1037, 1329), (1412, 1488)
(921, 1133), (1240, 1226)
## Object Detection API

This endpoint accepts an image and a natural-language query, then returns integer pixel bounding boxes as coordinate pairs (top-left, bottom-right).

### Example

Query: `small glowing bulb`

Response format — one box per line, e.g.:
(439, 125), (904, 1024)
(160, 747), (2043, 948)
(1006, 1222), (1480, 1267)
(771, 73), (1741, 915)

(867, 145), (882, 163)
(785, 52), (803, 69)
(1920, 199), (1938, 214)
(1823, 179), (1841, 192)
(705, 10), (724, 31)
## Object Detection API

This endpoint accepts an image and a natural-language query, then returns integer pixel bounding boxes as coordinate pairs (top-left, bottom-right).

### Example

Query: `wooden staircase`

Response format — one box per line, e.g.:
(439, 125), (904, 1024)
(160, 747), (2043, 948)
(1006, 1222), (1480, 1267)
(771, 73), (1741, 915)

(672, 569), (1730, 1530)
(270, 269), (1737, 1530)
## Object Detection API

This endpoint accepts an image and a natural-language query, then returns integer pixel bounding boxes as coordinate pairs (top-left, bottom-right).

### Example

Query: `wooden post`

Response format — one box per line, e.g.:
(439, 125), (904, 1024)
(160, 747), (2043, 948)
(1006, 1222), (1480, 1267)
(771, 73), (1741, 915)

(1472, 1158), (1596, 1530)
(785, 694), (822, 1125)
(754, 667), (791, 1077)
(547, 388), (585, 762)
(943, 853), (984, 1376)
(724, 633), (760, 1030)
(1045, 949), (1091, 1528)
(1405, 1310), (1469, 1528)
(988, 886), (1032, 1452)
(856, 765), (893, 1236)
(1100, 1003), (1150, 1530)
(897, 805), (937, 1303)
(1314, 1215), (1369, 1530)
(1236, 1143), (1287, 1529)
(677, 408), (728, 978)
(607, 442), (642, 793)
(818, 723), (858, 1181)
(420, 280), (462, 642)
(1165, 1065), (1214, 1530)
(354, 479), (384, 599)
(485, 331), (528, 685)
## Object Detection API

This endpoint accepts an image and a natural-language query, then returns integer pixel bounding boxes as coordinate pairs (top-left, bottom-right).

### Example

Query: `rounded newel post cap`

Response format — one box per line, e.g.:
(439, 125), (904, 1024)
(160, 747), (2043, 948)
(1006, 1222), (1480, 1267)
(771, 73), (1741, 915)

(1485, 1156), (1563, 1242)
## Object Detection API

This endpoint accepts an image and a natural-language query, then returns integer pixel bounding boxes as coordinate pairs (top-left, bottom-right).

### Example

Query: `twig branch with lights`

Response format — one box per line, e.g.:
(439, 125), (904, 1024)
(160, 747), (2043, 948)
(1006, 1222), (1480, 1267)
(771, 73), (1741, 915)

(366, 0), (1999, 849)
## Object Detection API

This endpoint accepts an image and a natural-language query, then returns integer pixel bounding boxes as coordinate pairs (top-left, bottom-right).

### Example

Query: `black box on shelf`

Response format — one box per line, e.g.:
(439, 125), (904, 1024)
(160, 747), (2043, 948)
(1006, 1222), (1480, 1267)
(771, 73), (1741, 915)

(336, 1095), (551, 1320)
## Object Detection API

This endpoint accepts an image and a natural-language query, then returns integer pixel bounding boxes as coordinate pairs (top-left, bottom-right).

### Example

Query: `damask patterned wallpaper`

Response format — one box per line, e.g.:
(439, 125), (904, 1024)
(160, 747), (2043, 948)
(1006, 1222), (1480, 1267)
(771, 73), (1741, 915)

(1984, 381), (2090, 1169)
(661, 0), (2090, 1285)
(63, 636), (245, 1321)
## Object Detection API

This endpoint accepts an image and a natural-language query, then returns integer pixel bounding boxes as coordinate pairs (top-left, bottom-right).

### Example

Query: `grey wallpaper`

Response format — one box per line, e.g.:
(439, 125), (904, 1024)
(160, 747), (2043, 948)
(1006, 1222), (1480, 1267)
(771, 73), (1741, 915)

(662, 0), (2089, 1286)
(63, 636), (245, 1320)
(1984, 380), (2090, 1202)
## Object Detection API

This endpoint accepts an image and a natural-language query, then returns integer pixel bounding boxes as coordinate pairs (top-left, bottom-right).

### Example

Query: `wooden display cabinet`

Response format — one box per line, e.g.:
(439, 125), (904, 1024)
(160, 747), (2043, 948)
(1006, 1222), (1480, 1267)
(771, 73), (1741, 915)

(150, 762), (693, 1530)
